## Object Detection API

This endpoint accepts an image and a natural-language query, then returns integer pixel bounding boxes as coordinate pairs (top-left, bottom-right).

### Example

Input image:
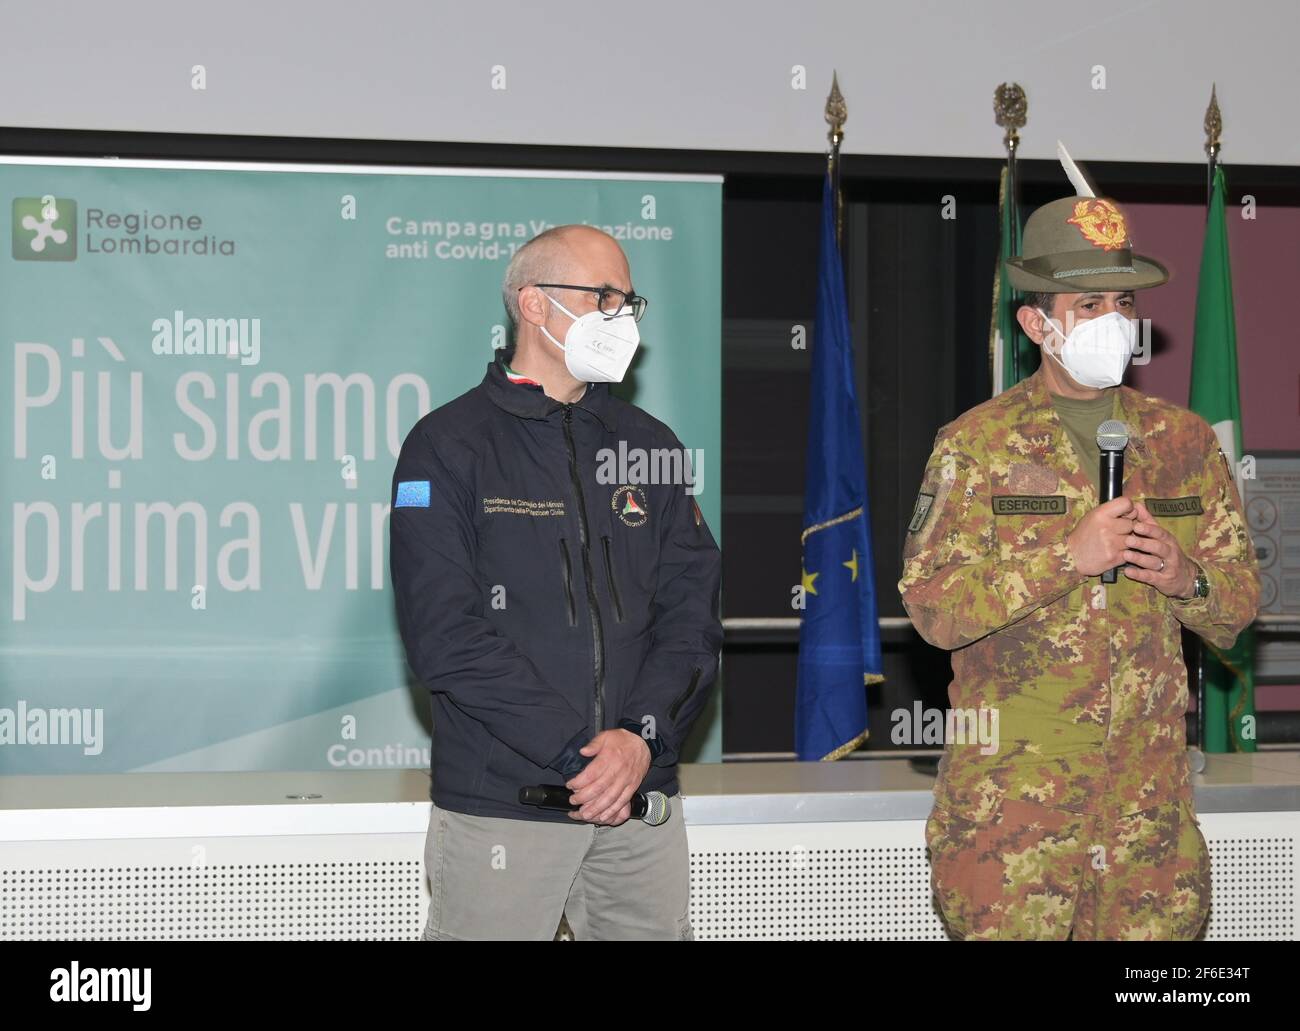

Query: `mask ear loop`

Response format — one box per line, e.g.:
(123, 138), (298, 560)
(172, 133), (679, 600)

(1036, 307), (1069, 369)
(1122, 312), (1140, 358)
(538, 289), (576, 352)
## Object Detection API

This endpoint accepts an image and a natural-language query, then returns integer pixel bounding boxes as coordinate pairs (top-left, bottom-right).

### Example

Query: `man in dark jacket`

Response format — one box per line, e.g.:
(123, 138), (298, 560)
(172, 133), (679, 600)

(390, 224), (722, 940)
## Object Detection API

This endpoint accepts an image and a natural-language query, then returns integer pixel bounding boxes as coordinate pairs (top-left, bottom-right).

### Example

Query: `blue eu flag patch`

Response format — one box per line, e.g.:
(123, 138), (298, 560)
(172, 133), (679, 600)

(395, 480), (431, 508)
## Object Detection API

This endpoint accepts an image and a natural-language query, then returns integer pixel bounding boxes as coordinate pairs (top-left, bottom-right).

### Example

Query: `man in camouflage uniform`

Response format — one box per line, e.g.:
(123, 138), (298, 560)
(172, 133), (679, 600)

(899, 195), (1260, 940)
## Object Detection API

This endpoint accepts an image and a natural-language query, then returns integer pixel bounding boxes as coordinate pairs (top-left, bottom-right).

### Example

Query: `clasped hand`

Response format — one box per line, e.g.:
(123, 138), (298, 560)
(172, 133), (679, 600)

(564, 728), (651, 827)
(1066, 497), (1197, 599)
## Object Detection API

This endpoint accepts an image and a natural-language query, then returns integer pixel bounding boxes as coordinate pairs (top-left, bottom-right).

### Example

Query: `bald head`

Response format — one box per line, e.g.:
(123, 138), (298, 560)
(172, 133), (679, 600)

(498, 224), (635, 400)
(501, 225), (630, 333)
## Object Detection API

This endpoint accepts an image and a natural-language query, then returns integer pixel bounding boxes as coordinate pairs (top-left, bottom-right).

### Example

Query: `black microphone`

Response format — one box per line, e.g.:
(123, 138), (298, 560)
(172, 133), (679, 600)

(1097, 418), (1130, 584)
(518, 785), (671, 826)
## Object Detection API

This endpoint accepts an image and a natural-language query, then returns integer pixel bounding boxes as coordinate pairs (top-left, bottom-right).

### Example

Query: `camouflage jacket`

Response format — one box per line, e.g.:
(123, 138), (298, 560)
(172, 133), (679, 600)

(898, 366), (1259, 818)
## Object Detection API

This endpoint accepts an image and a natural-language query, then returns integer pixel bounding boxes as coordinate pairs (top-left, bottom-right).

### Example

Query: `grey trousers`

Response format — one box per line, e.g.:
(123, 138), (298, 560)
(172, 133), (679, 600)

(421, 794), (693, 941)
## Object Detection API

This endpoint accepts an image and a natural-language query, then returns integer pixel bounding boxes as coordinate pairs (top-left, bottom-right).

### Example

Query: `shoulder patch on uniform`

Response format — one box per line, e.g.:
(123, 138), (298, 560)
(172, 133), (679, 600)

(1147, 496), (1204, 517)
(991, 495), (1067, 515)
(907, 492), (935, 533)
(395, 480), (431, 508)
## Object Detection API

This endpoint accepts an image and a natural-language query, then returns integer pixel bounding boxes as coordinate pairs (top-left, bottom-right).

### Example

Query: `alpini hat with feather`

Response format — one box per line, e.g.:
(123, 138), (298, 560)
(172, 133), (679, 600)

(1008, 140), (1170, 295)
(1006, 195), (1169, 293)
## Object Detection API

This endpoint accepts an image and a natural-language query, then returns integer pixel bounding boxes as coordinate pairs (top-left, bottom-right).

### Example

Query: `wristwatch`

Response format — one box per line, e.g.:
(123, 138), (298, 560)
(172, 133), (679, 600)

(1187, 562), (1210, 600)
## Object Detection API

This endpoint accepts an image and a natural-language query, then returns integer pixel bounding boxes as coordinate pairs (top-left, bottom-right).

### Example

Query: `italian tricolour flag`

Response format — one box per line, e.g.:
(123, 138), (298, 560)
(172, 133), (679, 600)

(1190, 165), (1255, 753)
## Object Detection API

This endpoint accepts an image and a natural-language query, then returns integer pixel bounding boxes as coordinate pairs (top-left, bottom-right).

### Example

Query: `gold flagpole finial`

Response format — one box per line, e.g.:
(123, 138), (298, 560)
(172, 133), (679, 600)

(825, 70), (847, 149)
(1204, 83), (1222, 160)
(993, 82), (1027, 154)
(825, 71), (848, 247)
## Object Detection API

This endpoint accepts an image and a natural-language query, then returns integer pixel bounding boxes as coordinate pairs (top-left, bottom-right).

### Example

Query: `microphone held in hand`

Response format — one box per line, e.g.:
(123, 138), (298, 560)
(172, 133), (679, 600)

(1096, 418), (1130, 584)
(518, 785), (671, 826)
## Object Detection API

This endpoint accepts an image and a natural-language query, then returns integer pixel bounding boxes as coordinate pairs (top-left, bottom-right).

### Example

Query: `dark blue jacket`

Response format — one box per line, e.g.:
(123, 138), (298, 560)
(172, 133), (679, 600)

(389, 356), (722, 822)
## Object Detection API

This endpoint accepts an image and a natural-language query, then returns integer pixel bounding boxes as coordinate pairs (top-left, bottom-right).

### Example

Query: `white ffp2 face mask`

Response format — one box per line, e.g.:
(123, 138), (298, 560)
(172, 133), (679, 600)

(1037, 308), (1137, 389)
(540, 293), (641, 383)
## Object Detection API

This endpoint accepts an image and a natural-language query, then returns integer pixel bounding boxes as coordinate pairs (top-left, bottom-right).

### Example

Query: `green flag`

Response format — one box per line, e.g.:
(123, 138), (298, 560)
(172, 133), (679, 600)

(1190, 165), (1256, 753)
(990, 166), (1038, 394)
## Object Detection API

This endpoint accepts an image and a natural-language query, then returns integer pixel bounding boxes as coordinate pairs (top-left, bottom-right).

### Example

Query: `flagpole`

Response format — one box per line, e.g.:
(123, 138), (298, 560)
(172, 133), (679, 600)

(798, 72), (881, 760)
(1191, 84), (1223, 762)
(1205, 83), (1221, 214)
(825, 72), (847, 252)
(994, 83), (1027, 382)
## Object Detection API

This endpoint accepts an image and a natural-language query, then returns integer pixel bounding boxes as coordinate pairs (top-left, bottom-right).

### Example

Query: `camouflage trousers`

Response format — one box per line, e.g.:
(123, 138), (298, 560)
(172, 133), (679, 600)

(924, 796), (1211, 940)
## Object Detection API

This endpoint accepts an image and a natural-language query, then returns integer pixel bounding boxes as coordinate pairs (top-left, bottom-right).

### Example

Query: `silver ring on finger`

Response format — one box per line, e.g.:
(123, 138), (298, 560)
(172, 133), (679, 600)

(1158, 559), (1166, 572)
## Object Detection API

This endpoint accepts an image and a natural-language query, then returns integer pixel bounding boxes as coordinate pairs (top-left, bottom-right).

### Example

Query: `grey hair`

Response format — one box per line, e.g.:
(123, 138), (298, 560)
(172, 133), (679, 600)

(501, 226), (579, 335)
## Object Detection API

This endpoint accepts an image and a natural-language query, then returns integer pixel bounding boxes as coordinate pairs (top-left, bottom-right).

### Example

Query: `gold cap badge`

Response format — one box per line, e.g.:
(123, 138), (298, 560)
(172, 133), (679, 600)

(1067, 199), (1129, 251)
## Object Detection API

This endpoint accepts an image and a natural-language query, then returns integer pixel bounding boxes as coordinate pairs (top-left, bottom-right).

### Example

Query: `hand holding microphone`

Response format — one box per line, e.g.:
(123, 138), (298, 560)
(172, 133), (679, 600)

(1096, 419), (1129, 583)
(1067, 414), (1201, 600)
(1067, 496), (1137, 577)
(1067, 419), (1136, 579)
(519, 785), (672, 826)
(555, 727), (653, 826)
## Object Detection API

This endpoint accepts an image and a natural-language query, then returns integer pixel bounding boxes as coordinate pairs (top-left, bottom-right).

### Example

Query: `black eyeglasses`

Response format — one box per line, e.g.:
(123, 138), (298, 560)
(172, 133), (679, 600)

(530, 283), (648, 322)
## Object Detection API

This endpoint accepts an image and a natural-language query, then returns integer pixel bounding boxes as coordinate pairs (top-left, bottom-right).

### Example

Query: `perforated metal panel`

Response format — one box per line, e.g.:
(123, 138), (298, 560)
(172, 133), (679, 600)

(687, 821), (947, 940)
(1202, 812), (1297, 941)
(0, 835), (426, 941)
(686, 813), (1300, 941)
(0, 812), (1295, 939)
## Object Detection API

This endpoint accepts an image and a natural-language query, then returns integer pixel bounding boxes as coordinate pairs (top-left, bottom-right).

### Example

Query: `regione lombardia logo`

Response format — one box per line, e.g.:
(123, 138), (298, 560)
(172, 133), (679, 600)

(12, 195), (78, 260)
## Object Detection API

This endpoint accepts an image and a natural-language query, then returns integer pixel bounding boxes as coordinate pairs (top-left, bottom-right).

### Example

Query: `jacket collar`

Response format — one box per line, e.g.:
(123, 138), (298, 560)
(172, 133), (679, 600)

(1019, 364), (1149, 468)
(481, 354), (618, 432)
(1002, 365), (1149, 508)
(1113, 383), (1152, 467)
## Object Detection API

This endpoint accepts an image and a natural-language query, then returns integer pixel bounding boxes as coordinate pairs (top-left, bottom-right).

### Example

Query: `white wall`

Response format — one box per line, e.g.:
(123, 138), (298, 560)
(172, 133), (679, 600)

(2, 0), (1293, 166)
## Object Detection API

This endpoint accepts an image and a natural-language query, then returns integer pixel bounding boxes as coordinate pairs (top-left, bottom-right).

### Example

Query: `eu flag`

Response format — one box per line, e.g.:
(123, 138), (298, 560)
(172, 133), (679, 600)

(795, 172), (884, 760)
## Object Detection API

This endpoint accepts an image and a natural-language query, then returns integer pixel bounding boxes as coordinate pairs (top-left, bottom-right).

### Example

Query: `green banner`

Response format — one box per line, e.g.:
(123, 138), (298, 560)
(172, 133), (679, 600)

(1190, 165), (1254, 753)
(990, 164), (1037, 395)
(0, 158), (722, 773)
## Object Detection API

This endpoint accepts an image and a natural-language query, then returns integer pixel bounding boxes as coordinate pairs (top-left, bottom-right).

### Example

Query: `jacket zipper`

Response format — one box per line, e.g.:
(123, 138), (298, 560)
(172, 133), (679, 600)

(669, 667), (703, 721)
(557, 538), (577, 627)
(563, 405), (606, 733)
(601, 535), (626, 623)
